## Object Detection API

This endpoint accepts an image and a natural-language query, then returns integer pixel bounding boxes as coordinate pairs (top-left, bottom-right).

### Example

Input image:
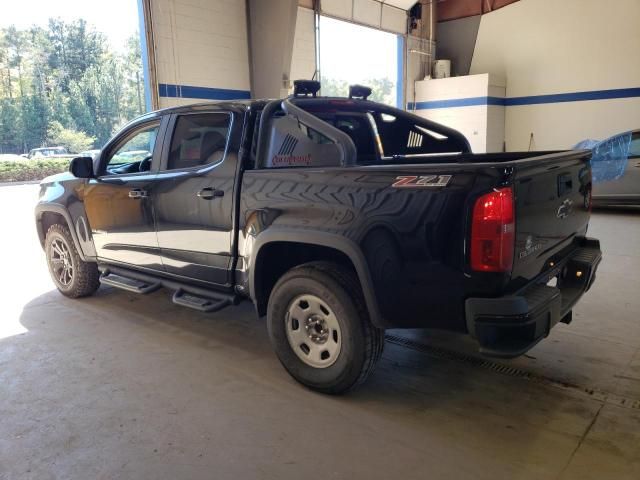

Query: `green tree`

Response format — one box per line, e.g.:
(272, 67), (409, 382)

(321, 77), (349, 98)
(364, 78), (394, 105)
(0, 30), (8, 97)
(21, 88), (51, 149)
(2, 26), (29, 98)
(67, 80), (95, 137)
(321, 76), (396, 105)
(123, 33), (144, 118)
(0, 19), (145, 154)
(72, 57), (125, 146)
(47, 18), (107, 93)
(47, 120), (95, 152)
(0, 98), (22, 153)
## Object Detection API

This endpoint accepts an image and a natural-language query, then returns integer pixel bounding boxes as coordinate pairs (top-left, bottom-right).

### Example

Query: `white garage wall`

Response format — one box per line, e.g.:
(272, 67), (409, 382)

(290, 7), (317, 84)
(470, 0), (640, 150)
(150, 0), (251, 108)
(413, 74), (505, 153)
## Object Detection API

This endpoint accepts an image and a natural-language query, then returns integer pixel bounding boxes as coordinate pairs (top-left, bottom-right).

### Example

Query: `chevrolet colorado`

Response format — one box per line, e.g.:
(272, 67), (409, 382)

(35, 81), (601, 393)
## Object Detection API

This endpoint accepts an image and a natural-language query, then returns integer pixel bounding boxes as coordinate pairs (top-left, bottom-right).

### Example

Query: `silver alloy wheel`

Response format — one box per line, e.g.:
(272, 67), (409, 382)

(50, 237), (74, 287)
(285, 294), (342, 368)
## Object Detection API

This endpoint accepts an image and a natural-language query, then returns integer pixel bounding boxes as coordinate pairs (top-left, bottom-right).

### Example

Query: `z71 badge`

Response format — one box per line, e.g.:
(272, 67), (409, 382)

(391, 175), (452, 188)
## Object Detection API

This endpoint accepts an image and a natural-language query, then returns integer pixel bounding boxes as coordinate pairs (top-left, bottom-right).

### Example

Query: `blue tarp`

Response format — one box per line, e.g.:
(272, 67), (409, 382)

(574, 132), (632, 183)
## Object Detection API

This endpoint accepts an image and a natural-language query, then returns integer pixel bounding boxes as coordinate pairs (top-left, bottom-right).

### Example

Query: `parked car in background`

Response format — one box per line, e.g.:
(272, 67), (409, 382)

(576, 130), (640, 206)
(23, 146), (70, 159)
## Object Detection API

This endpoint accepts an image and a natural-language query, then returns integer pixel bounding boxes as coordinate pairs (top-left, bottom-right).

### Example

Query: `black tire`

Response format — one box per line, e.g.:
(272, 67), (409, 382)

(44, 223), (100, 298)
(267, 261), (384, 394)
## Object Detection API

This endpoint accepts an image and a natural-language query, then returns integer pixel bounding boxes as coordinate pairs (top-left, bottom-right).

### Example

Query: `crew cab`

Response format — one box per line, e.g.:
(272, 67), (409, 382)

(35, 81), (601, 394)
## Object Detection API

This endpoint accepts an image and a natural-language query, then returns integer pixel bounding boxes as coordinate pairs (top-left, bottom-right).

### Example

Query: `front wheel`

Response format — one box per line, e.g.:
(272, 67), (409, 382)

(45, 224), (100, 298)
(267, 261), (384, 394)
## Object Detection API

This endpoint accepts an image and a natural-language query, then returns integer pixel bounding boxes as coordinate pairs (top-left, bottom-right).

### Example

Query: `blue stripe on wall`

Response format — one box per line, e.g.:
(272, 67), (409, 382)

(409, 96), (504, 109)
(159, 83), (640, 107)
(504, 87), (640, 106)
(408, 87), (640, 110)
(159, 84), (251, 100)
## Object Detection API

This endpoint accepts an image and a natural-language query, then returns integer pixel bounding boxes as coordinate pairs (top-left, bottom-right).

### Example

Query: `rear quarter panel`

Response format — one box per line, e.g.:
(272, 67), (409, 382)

(238, 164), (509, 330)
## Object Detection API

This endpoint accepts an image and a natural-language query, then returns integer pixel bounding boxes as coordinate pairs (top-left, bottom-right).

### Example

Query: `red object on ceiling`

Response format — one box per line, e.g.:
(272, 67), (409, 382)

(437, 0), (520, 22)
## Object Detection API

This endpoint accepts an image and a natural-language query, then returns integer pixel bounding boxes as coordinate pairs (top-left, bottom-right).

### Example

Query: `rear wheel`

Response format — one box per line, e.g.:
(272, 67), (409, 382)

(45, 224), (100, 298)
(267, 261), (384, 394)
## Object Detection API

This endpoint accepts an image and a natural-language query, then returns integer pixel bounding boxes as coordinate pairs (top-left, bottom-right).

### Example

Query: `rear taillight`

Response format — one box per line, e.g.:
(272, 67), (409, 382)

(470, 187), (515, 272)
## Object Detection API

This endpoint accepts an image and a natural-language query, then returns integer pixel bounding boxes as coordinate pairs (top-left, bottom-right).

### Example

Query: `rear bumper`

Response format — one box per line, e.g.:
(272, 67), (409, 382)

(465, 238), (602, 358)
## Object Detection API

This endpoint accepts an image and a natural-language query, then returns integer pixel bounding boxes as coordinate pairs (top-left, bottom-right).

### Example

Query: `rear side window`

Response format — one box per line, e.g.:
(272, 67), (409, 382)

(167, 113), (231, 170)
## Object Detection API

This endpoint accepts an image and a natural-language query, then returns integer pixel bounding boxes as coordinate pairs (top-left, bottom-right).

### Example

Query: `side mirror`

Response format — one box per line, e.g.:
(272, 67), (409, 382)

(69, 156), (95, 178)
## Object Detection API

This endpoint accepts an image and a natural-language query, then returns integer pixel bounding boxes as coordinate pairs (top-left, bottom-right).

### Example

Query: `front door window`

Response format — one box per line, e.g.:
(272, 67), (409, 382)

(103, 123), (160, 175)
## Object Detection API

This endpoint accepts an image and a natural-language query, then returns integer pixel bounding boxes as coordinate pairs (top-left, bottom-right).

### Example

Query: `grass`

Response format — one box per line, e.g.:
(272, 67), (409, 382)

(0, 157), (74, 183)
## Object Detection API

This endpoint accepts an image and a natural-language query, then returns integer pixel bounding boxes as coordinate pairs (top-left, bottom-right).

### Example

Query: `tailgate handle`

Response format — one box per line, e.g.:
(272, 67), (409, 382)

(557, 173), (573, 196)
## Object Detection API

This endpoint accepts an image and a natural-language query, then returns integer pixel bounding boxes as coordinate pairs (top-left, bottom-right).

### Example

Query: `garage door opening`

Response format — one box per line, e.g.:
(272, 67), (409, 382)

(0, 0), (148, 163)
(318, 16), (403, 108)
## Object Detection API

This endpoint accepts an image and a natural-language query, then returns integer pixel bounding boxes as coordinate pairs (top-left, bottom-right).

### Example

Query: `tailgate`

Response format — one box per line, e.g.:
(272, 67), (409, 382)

(511, 151), (592, 282)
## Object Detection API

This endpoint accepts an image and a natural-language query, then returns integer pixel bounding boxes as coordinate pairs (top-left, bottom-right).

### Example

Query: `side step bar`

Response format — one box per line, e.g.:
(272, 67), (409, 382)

(98, 266), (239, 313)
(100, 270), (161, 294)
(172, 289), (232, 313)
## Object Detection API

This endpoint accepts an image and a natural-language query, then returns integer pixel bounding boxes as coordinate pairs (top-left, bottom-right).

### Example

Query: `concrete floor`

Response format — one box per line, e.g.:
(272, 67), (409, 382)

(1, 184), (639, 479)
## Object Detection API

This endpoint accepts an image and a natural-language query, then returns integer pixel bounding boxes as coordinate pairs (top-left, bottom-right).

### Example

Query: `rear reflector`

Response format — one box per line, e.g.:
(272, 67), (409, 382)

(470, 187), (515, 272)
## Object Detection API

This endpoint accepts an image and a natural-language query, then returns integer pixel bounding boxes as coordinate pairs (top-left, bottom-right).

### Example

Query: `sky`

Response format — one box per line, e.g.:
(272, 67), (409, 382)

(319, 16), (398, 84)
(1, 0), (140, 51)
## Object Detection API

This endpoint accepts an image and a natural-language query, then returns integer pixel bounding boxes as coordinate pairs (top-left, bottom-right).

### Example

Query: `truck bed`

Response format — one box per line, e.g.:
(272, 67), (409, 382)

(243, 98), (594, 335)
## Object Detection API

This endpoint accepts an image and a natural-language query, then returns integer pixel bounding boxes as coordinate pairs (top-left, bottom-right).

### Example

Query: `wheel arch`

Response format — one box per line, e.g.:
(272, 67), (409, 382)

(35, 203), (91, 261)
(249, 230), (387, 328)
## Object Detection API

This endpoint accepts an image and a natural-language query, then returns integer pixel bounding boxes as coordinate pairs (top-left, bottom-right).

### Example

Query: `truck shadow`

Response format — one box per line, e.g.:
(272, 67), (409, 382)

(12, 287), (609, 477)
(592, 205), (640, 215)
(16, 287), (601, 419)
(9, 287), (611, 479)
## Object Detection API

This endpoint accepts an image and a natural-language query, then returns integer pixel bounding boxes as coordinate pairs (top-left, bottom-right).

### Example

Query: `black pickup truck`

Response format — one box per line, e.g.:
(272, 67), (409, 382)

(35, 81), (601, 394)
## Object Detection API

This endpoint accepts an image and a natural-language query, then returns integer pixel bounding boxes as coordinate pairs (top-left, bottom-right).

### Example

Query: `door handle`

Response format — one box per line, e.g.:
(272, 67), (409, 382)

(128, 189), (148, 199)
(197, 188), (224, 200)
